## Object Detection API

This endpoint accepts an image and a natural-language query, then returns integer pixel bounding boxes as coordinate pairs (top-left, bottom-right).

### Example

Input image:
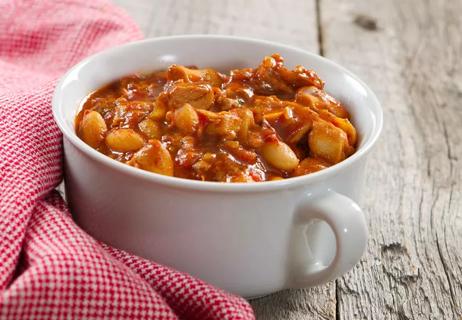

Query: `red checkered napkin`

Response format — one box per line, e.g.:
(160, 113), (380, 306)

(0, 1), (254, 319)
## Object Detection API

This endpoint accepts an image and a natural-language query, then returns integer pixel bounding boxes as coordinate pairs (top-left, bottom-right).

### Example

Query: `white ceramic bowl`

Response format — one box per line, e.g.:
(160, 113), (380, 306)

(53, 35), (382, 298)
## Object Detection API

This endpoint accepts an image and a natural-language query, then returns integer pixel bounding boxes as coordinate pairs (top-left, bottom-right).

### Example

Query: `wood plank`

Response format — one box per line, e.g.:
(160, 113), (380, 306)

(113, 1), (336, 319)
(111, 0), (156, 34)
(320, 0), (462, 319)
(251, 287), (336, 320)
(113, 0), (319, 52)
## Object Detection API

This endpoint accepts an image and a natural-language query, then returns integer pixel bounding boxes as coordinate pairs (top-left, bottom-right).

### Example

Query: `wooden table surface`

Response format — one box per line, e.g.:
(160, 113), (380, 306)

(113, 1), (462, 319)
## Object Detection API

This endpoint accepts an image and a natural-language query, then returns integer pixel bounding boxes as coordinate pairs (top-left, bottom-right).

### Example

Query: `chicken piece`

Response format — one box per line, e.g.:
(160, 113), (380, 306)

(205, 111), (241, 140)
(296, 86), (349, 118)
(111, 98), (151, 128)
(251, 95), (286, 124)
(308, 119), (349, 164)
(319, 109), (357, 146)
(167, 65), (202, 82)
(251, 55), (294, 97)
(167, 65), (223, 87)
(168, 82), (214, 110)
(224, 82), (254, 102)
(278, 64), (324, 89)
(295, 86), (323, 108)
(222, 141), (258, 164)
(229, 68), (254, 81)
(196, 108), (221, 121)
(293, 157), (331, 176)
(245, 130), (265, 149)
(236, 107), (256, 143)
(119, 75), (151, 100)
(215, 89), (241, 110)
(175, 136), (201, 169)
(174, 103), (199, 134)
(286, 123), (313, 144)
(229, 172), (257, 183)
(322, 93), (350, 119)
(130, 139), (174, 176)
(250, 54), (324, 98)
(149, 98), (167, 120)
(192, 152), (216, 176)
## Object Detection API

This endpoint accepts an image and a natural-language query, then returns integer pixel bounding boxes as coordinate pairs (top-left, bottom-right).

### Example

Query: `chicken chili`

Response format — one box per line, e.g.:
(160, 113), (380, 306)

(76, 54), (357, 182)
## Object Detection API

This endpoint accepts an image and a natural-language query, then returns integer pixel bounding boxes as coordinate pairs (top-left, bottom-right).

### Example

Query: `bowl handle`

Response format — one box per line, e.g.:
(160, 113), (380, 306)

(290, 190), (368, 288)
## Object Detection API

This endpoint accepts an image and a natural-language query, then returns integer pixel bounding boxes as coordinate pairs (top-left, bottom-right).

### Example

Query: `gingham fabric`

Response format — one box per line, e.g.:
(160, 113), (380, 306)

(0, 1), (255, 319)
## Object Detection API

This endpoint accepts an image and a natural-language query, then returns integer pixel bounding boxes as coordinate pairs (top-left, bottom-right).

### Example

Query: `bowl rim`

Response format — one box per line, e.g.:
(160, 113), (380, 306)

(52, 34), (383, 192)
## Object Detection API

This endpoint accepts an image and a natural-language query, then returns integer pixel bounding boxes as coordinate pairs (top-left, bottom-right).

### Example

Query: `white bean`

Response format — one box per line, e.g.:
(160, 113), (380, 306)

(261, 141), (299, 171)
(138, 119), (161, 139)
(79, 111), (107, 148)
(105, 128), (144, 152)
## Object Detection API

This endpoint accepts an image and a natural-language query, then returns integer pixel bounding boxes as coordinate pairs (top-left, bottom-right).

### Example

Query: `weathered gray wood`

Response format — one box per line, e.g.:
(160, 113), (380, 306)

(111, 0), (155, 34)
(320, 0), (462, 319)
(113, 1), (337, 319)
(113, 0), (319, 52)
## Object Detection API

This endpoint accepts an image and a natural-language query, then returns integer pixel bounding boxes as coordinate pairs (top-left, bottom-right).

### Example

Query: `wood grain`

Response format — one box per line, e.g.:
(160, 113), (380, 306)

(112, 0), (462, 319)
(320, 0), (462, 318)
(113, 0), (319, 52)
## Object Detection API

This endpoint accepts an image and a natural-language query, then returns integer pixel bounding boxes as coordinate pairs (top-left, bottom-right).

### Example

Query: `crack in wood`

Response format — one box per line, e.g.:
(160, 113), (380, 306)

(315, 0), (324, 56)
(380, 242), (406, 254)
(435, 226), (457, 313)
(442, 125), (456, 162)
(335, 280), (340, 320)
(380, 241), (421, 288)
